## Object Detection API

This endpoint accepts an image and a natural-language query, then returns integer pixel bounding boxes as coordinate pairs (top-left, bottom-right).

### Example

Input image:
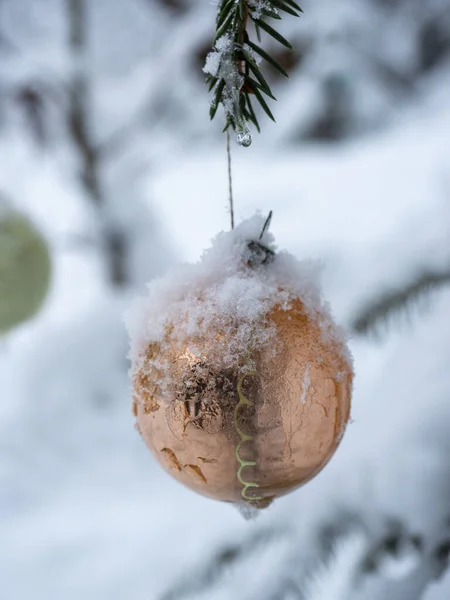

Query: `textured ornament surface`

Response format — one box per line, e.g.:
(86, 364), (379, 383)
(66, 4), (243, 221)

(0, 209), (51, 334)
(133, 299), (352, 509)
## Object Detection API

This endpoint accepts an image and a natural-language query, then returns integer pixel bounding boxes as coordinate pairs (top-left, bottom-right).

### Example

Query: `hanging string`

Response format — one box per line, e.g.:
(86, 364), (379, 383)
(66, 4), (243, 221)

(226, 129), (235, 230)
(226, 130), (272, 237)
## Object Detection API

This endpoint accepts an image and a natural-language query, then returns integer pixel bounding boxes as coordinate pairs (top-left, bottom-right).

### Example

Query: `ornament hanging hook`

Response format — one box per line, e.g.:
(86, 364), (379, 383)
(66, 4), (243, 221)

(259, 210), (273, 240)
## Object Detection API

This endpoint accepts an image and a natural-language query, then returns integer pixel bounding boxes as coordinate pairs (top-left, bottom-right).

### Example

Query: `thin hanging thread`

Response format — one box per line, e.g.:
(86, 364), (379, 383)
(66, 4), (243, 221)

(226, 129), (235, 230)
(226, 130), (273, 236)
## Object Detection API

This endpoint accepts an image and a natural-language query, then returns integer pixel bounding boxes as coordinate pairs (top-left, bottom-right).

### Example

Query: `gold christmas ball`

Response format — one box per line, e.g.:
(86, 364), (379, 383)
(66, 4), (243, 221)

(128, 217), (353, 510)
(0, 206), (51, 334)
(133, 300), (351, 509)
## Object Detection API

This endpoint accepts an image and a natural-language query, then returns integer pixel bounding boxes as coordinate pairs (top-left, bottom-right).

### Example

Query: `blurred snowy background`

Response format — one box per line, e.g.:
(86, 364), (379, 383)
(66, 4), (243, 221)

(2, 0), (450, 598)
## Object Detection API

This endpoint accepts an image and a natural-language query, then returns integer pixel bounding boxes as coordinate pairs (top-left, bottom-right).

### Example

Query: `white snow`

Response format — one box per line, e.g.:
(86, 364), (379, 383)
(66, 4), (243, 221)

(204, 31), (252, 146)
(126, 214), (351, 387)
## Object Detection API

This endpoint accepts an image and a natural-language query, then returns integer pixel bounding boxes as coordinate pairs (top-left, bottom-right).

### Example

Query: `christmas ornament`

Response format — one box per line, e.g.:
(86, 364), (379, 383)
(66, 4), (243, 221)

(127, 216), (352, 510)
(127, 2), (353, 511)
(0, 204), (51, 334)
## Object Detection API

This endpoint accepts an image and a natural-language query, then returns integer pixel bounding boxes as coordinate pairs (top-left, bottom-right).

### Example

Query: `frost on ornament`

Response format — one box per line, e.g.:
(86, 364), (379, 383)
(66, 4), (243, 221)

(0, 204), (51, 334)
(126, 215), (353, 510)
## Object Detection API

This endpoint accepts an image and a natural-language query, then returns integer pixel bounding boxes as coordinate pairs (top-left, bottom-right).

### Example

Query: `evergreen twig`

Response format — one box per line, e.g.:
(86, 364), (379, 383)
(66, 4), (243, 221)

(204, 0), (301, 146)
(351, 268), (450, 336)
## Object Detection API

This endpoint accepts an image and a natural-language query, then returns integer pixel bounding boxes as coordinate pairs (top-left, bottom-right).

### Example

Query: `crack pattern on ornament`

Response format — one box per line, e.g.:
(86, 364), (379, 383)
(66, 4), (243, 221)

(234, 371), (263, 503)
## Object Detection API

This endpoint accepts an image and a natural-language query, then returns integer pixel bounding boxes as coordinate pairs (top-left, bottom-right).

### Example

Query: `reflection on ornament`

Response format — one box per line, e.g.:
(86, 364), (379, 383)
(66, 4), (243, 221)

(0, 206), (51, 334)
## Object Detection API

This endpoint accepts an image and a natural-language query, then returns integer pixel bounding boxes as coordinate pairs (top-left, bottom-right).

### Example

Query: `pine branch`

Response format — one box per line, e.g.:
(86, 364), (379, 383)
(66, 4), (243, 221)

(160, 527), (282, 600)
(351, 268), (450, 336)
(67, 0), (128, 286)
(204, 0), (301, 146)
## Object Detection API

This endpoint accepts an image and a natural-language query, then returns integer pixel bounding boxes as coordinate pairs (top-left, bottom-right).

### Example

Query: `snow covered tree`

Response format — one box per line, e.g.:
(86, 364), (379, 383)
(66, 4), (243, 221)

(1, 1), (450, 600)
(0, 0), (174, 292)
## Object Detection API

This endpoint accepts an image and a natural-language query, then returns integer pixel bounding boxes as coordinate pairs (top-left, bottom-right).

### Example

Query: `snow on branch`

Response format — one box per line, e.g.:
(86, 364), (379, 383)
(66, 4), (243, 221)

(204, 0), (302, 146)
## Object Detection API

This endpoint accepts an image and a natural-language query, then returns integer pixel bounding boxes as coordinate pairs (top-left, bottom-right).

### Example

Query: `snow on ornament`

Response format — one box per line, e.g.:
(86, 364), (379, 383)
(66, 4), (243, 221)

(0, 203), (51, 334)
(126, 215), (352, 510)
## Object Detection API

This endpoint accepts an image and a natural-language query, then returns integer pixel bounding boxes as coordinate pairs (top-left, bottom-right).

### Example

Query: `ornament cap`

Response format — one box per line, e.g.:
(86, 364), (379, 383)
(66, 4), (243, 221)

(245, 239), (275, 267)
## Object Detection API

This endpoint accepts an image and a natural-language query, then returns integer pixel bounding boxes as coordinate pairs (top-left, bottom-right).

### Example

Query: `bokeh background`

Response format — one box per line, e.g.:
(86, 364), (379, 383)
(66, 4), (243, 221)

(2, 0), (450, 598)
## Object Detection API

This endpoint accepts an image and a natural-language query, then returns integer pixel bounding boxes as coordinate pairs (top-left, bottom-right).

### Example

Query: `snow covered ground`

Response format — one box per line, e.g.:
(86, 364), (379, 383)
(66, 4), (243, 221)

(2, 1), (450, 599)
